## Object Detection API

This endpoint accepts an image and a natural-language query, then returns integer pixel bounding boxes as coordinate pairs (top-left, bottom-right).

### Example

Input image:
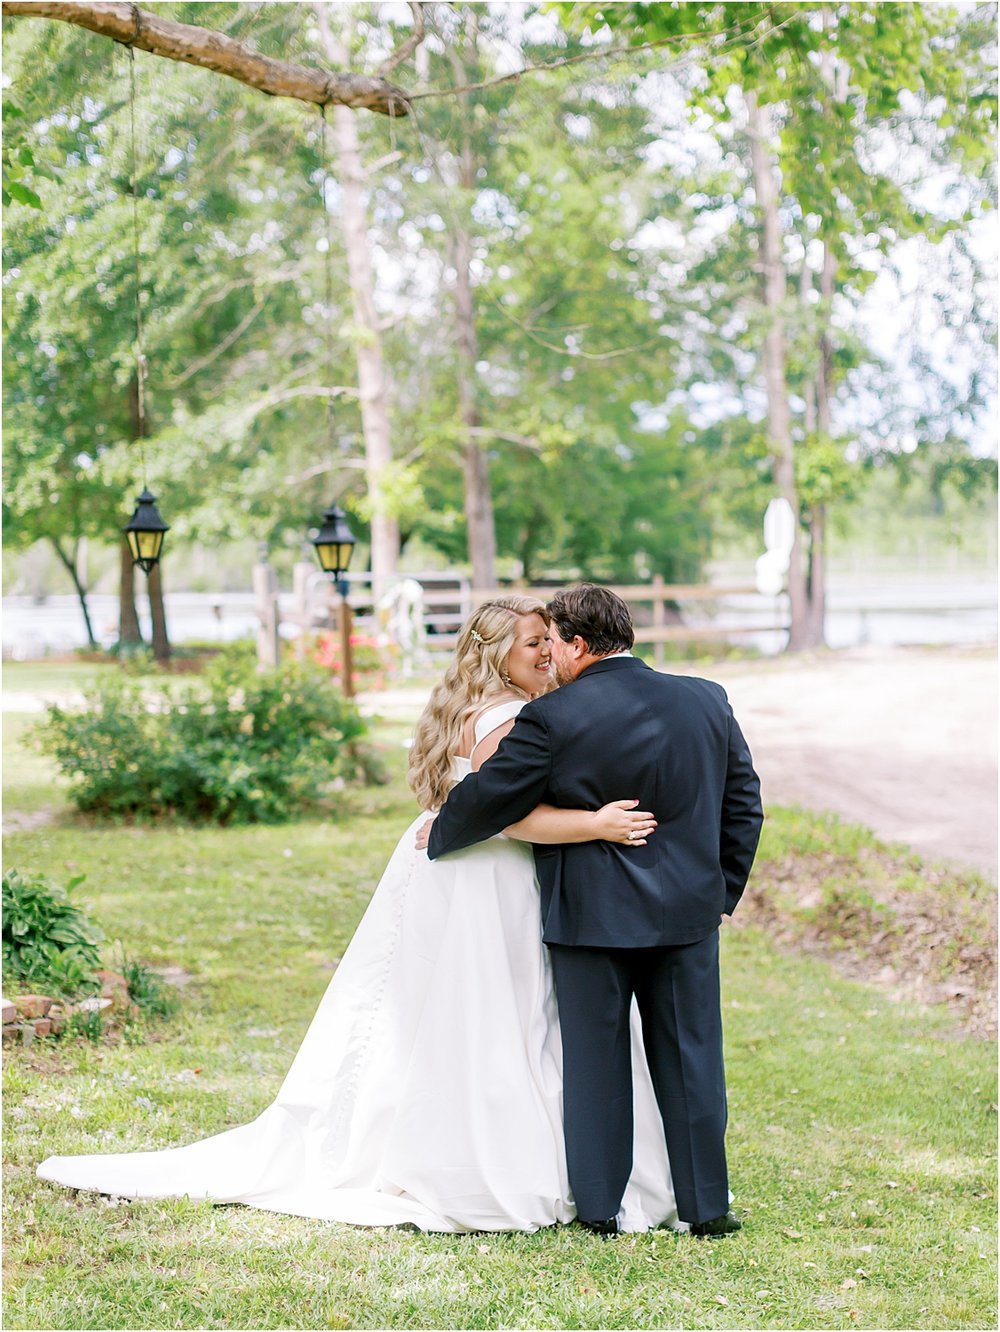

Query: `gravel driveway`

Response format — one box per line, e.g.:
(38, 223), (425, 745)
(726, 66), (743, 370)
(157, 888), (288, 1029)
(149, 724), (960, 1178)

(702, 645), (997, 881)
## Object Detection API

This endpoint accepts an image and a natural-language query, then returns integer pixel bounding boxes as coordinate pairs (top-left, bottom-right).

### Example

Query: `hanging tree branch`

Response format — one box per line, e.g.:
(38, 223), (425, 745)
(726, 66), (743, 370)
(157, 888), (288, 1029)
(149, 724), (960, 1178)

(377, 1), (425, 78)
(0, 1), (413, 116)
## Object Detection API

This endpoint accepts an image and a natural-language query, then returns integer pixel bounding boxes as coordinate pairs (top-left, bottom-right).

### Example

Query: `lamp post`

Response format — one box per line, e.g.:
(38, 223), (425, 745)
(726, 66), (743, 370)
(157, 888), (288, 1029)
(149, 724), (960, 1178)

(310, 503), (357, 697)
(123, 488), (170, 575)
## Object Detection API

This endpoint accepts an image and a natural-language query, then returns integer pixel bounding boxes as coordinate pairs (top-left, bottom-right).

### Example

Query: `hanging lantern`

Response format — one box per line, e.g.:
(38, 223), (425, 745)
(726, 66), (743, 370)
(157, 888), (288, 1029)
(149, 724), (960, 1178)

(310, 503), (357, 587)
(310, 502), (357, 698)
(123, 488), (170, 574)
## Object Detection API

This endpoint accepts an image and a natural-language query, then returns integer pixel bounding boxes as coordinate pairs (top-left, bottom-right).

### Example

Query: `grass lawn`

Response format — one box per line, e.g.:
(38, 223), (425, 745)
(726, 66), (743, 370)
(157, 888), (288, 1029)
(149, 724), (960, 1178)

(2, 660), (127, 694)
(2, 701), (996, 1331)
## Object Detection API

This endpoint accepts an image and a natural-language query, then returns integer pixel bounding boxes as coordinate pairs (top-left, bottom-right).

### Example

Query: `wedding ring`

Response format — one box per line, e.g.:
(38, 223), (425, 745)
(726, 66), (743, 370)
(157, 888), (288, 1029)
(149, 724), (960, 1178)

(627, 830), (636, 841)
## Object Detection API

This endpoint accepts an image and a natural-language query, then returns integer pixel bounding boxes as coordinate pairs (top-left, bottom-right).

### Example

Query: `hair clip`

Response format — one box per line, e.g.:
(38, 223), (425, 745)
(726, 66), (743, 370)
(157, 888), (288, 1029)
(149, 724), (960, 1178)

(470, 628), (485, 644)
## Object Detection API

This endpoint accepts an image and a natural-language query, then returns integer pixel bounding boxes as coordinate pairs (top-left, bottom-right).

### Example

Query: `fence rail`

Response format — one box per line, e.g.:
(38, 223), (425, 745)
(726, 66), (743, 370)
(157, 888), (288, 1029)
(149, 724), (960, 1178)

(325, 570), (788, 662)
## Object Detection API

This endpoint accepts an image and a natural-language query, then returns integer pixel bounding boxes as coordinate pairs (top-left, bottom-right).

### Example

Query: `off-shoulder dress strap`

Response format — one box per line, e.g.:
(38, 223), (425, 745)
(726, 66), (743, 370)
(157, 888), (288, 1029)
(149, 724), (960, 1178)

(469, 699), (525, 759)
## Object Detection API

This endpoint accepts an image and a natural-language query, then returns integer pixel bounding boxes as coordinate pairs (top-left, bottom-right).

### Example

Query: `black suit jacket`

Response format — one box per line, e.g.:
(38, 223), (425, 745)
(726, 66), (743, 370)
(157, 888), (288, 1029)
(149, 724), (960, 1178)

(427, 656), (763, 948)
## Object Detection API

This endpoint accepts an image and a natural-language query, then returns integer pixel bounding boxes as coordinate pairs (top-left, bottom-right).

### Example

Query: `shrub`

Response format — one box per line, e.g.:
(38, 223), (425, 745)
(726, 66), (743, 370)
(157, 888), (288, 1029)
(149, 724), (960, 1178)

(35, 653), (383, 823)
(2, 869), (103, 998)
(310, 631), (398, 691)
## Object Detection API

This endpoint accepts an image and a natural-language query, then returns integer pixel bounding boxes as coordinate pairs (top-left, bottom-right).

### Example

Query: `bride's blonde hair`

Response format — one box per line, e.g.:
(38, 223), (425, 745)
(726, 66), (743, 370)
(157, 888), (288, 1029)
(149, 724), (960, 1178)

(408, 595), (550, 812)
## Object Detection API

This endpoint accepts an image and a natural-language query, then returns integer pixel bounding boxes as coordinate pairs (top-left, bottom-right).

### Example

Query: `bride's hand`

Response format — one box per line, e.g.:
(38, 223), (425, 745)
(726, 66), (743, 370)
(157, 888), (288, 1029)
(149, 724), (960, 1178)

(592, 799), (657, 846)
(415, 817), (436, 851)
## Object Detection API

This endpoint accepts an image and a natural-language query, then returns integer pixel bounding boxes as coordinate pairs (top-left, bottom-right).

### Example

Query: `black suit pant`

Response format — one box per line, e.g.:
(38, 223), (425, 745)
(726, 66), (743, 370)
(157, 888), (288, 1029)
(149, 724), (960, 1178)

(548, 930), (729, 1225)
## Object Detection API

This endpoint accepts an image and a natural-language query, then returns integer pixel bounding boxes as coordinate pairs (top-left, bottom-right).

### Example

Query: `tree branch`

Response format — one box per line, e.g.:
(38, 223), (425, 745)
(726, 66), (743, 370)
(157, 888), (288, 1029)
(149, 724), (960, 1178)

(241, 384), (360, 424)
(409, 10), (802, 104)
(284, 458), (367, 485)
(167, 299), (266, 388)
(376, 1), (425, 78)
(1, 1), (412, 116)
(467, 427), (541, 452)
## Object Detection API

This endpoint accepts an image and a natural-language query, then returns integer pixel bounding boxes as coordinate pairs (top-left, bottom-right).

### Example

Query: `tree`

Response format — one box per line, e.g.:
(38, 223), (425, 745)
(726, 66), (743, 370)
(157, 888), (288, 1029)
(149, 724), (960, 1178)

(315, 3), (401, 599)
(567, 1), (997, 646)
(2, 12), (364, 642)
(375, 6), (715, 583)
(3, 0), (423, 608)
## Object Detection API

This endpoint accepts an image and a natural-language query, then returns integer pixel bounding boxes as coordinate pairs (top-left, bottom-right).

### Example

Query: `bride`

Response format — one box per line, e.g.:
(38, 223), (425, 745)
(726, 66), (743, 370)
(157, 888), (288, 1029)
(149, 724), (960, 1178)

(37, 595), (677, 1233)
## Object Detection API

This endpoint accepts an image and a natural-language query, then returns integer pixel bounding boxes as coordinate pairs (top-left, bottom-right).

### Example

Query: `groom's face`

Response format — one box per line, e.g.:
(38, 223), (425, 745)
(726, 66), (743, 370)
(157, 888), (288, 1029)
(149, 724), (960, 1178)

(550, 630), (584, 686)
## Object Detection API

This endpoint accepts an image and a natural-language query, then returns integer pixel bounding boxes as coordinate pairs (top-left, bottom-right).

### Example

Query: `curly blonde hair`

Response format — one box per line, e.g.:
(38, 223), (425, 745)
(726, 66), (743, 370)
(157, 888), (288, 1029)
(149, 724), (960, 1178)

(407, 595), (550, 812)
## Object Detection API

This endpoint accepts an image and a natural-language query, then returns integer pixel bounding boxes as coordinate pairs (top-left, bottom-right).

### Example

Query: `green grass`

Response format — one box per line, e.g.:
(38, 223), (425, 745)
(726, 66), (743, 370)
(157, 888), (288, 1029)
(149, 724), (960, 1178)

(2, 707), (996, 1330)
(2, 660), (120, 694)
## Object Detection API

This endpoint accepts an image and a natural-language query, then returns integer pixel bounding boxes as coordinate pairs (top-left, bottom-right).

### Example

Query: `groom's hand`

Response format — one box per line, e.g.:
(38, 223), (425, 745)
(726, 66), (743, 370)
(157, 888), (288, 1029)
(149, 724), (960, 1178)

(415, 817), (436, 851)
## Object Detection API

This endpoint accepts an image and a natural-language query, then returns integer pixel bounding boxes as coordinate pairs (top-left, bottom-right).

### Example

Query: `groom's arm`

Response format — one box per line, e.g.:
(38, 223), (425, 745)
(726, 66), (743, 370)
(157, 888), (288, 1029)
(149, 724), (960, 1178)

(719, 711), (764, 915)
(427, 706), (553, 859)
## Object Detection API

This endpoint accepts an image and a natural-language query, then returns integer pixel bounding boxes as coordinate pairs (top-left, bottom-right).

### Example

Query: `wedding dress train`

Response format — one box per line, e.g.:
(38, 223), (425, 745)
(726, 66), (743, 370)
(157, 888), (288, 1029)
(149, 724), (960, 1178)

(37, 707), (678, 1233)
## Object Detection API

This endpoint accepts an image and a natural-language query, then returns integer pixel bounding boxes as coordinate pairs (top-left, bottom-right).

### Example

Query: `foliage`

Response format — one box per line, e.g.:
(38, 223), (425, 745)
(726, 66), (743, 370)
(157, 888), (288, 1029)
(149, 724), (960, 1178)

(1, 0), (995, 628)
(34, 653), (379, 824)
(65, 1007), (105, 1042)
(311, 630), (398, 692)
(1, 9), (360, 587)
(119, 954), (181, 1020)
(566, 0), (997, 469)
(1, 867), (103, 997)
(794, 433), (860, 511)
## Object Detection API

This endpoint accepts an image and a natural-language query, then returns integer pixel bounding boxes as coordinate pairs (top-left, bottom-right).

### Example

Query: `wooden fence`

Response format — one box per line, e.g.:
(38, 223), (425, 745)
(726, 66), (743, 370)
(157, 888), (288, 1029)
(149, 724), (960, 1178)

(278, 567), (789, 661)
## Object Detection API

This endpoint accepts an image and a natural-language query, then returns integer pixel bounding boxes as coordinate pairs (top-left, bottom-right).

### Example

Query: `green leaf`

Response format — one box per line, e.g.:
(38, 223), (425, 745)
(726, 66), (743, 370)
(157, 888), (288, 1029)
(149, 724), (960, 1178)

(5, 178), (42, 209)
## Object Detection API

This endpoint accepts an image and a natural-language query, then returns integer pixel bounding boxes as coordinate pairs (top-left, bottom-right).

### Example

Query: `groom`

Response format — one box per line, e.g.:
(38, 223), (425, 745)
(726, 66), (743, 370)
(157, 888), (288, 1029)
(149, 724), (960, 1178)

(427, 584), (763, 1237)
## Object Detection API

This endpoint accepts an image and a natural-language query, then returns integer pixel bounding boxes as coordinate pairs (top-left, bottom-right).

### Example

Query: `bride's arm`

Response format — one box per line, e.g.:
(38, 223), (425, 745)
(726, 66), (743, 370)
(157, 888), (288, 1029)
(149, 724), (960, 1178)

(473, 721), (656, 847)
(504, 800), (656, 845)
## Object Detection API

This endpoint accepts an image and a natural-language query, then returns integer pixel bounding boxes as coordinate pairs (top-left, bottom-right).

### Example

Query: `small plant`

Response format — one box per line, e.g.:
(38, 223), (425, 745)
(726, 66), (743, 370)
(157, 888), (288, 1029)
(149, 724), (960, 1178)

(43, 950), (103, 998)
(119, 955), (180, 1020)
(2, 869), (102, 997)
(66, 1008), (104, 1042)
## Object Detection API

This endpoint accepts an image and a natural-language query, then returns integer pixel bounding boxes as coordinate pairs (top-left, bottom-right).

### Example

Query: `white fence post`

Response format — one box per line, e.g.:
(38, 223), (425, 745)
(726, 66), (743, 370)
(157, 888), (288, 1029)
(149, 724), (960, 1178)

(253, 547), (280, 669)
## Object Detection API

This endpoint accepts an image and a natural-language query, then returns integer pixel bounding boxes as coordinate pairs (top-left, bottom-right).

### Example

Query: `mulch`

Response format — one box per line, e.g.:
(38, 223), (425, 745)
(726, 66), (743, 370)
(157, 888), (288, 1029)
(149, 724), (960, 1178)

(738, 846), (997, 1040)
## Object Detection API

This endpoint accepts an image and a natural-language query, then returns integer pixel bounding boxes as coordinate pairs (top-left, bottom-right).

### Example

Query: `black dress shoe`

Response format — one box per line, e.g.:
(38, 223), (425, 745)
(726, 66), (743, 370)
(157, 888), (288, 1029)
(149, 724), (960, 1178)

(690, 1210), (743, 1238)
(578, 1216), (620, 1238)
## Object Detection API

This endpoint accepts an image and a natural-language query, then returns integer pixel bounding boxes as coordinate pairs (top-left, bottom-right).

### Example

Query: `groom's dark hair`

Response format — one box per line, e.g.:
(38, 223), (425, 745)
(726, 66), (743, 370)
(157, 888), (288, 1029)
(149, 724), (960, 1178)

(547, 584), (634, 656)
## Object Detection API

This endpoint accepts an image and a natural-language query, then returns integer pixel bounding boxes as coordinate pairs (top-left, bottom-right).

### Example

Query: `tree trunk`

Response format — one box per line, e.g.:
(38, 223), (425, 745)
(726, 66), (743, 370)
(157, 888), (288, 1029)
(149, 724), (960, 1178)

(50, 536), (97, 647)
(803, 237), (838, 648)
(315, 5), (400, 602)
(455, 222), (497, 590)
(118, 537), (144, 647)
(449, 16), (497, 591)
(805, 502), (827, 646)
(800, 15), (849, 650)
(745, 89), (809, 651)
(147, 559), (170, 663)
(798, 255), (827, 649)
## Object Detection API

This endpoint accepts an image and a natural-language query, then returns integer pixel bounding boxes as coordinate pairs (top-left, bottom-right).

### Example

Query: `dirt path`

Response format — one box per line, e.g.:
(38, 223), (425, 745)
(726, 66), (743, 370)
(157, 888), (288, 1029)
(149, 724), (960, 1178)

(700, 645), (997, 881)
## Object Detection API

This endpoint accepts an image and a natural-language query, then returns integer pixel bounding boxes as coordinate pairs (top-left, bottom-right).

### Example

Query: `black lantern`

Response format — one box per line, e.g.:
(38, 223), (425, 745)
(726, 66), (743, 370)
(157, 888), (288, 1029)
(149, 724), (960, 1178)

(310, 502), (357, 698)
(123, 488), (170, 574)
(311, 503), (357, 595)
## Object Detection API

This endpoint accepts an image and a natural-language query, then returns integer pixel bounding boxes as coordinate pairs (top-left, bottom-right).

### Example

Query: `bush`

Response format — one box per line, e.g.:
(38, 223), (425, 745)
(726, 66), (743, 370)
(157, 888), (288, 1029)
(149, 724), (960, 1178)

(310, 631), (398, 691)
(2, 869), (103, 998)
(34, 653), (382, 823)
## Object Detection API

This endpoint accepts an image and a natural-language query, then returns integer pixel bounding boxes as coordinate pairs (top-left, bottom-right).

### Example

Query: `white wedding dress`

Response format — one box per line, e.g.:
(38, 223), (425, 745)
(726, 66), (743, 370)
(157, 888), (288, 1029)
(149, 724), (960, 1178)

(37, 702), (678, 1233)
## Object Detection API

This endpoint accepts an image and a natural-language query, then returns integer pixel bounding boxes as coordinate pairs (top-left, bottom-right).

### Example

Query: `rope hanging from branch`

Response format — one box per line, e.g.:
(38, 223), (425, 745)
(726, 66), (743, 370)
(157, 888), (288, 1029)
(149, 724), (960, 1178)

(319, 104), (337, 457)
(127, 42), (147, 484)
